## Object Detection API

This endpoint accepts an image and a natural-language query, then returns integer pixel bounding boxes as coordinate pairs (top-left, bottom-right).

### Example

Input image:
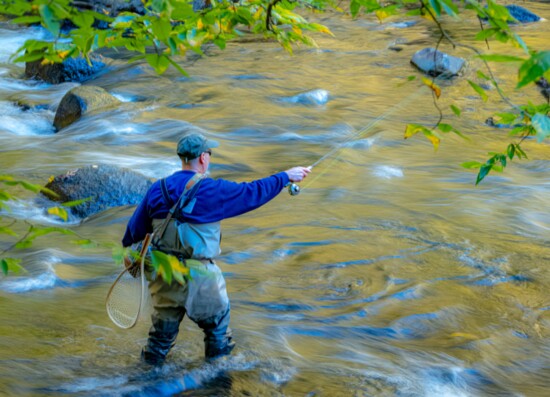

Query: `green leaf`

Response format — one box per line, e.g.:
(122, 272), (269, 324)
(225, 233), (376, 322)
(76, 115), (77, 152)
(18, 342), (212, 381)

(439, 0), (459, 17)
(61, 197), (92, 207)
(47, 207), (68, 222)
(507, 144), (515, 159)
(515, 144), (528, 159)
(475, 27), (498, 41)
(0, 227), (17, 236)
(167, 57), (189, 77)
(498, 154), (507, 168)
(20, 181), (41, 193)
(31, 227), (75, 238)
(128, 54), (146, 63)
(404, 124), (440, 150)
(467, 80), (488, 102)
(476, 164), (492, 185)
(476, 70), (490, 80)
(73, 12), (95, 29)
(151, 250), (173, 285)
(1, 258), (23, 275)
(15, 239), (33, 249)
(509, 125), (527, 136)
(50, 2), (71, 19)
(145, 54), (170, 74)
(517, 51), (550, 89)
(531, 113), (550, 142)
(151, 18), (172, 42)
(12, 16), (42, 24)
(476, 54), (525, 62)
(462, 161), (482, 169)
(350, 0), (361, 17)
(0, 190), (13, 201)
(495, 112), (518, 124)
(512, 33), (529, 54)
(451, 127), (469, 140)
(450, 104), (461, 117)
(171, 3), (195, 20)
(72, 239), (97, 248)
(429, 0), (442, 16)
(407, 75), (416, 81)
(39, 4), (60, 37)
(438, 123), (453, 133)
(213, 37), (226, 50)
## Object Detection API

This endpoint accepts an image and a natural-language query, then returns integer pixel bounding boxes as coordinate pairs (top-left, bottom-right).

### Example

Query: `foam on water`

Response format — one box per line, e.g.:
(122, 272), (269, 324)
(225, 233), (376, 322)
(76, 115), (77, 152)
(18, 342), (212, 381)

(0, 77), (49, 92)
(0, 101), (55, 135)
(112, 93), (137, 102)
(277, 89), (330, 106)
(373, 165), (404, 179)
(53, 352), (260, 396)
(0, 271), (62, 293)
(83, 152), (179, 179)
(0, 199), (81, 226)
(0, 26), (50, 64)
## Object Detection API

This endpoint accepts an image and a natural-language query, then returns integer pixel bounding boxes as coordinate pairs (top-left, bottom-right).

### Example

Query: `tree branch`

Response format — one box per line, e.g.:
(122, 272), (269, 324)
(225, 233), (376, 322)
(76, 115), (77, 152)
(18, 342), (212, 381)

(266, 0), (284, 32)
(419, 0), (520, 112)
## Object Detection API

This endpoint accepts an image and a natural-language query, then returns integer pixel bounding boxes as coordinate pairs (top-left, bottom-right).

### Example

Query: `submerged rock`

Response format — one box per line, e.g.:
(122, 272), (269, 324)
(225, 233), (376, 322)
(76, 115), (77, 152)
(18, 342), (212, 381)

(53, 85), (120, 131)
(278, 89), (330, 106)
(411, 48), (465, 77)
(485, 117), (522, 129)
(25, 55), (105, 84)
(42, 164), (152, 218)
(536, 78), (550, 102)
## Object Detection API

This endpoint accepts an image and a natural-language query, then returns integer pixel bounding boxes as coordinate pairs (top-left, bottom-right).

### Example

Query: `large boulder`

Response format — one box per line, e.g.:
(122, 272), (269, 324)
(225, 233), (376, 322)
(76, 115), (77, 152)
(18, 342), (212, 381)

(506, 5), (541, 24)
(25, 55), (105, 84)
(411, 48), (465, 77)
(42, 164), (153, 219)
(53, 85), (120, 131)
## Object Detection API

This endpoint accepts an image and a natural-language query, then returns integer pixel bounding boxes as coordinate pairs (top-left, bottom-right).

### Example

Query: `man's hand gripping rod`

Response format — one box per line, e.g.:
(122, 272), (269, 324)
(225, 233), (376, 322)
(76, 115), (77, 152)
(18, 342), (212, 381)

(286, 166), (313, 196)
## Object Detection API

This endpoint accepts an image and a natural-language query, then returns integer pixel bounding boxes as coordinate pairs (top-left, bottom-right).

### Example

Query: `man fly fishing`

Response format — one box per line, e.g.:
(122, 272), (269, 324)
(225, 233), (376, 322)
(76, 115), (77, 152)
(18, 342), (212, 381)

(122, 132), (310, 365)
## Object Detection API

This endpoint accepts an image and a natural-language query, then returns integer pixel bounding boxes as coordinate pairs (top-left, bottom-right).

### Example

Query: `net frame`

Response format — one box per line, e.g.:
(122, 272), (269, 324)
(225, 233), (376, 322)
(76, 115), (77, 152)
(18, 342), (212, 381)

(106, 233), (152, 329)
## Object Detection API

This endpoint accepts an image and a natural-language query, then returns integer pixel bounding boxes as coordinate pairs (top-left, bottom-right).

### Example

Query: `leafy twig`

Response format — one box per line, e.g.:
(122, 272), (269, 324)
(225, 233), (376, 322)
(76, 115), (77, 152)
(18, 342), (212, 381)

(419, 0), (520, 112)
(266, 0), (284, 31)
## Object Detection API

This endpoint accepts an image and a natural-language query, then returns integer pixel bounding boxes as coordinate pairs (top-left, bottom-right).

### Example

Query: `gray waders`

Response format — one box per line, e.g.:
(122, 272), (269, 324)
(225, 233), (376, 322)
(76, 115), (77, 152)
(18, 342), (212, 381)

(141, 175), (234, 365)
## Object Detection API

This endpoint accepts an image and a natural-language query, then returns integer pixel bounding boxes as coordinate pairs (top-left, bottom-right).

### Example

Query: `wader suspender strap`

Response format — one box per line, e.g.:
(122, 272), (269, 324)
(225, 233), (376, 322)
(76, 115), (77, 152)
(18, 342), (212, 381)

(160, 178), (174, 208)
(154, 173), (205, 244)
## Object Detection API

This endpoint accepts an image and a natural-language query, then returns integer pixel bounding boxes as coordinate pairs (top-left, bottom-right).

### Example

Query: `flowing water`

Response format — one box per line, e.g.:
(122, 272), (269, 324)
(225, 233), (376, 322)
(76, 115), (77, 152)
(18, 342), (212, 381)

(1, 4), (550, 396)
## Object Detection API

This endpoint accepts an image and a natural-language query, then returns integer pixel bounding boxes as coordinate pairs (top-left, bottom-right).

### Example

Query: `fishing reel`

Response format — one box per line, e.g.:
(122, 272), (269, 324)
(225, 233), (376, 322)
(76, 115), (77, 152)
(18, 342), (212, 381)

(287, 183), (301, 196)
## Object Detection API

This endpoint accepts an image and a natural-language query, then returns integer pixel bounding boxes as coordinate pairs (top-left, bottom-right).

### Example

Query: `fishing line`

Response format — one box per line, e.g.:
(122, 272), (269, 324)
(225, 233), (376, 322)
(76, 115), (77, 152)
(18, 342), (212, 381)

(287, 76), (443, 195)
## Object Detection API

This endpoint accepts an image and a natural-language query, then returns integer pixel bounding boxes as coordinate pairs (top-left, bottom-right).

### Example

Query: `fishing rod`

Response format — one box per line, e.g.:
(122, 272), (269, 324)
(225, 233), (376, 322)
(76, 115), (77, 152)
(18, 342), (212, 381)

(286, 76), (439, 196)
(285, 124), (381, 196)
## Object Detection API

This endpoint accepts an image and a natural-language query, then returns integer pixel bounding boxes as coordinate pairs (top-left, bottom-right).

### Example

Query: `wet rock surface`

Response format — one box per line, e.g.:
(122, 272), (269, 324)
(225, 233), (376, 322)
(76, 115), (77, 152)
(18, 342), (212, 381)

(411, 48), (466, 77)
(53, 85), (120, 131)
(25, 55), (105, 85)
(505, 4), (541, 23)
(42, 164), (153, 218)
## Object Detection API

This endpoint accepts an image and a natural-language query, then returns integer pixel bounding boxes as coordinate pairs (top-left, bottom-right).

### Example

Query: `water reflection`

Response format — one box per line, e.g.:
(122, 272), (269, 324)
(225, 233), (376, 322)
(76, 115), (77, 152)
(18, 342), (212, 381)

(1, 4), (550, 396)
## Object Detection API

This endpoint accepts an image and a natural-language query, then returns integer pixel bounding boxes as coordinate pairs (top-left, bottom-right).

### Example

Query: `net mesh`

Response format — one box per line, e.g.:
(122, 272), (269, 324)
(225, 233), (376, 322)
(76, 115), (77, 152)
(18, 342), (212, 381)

(106, 233), (153, 329)
(106, 263), (144, 329)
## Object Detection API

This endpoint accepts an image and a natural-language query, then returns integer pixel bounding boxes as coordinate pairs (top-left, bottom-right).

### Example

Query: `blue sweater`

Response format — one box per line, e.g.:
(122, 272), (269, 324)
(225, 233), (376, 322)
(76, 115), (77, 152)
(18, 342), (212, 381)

(122, 170), (290, 247)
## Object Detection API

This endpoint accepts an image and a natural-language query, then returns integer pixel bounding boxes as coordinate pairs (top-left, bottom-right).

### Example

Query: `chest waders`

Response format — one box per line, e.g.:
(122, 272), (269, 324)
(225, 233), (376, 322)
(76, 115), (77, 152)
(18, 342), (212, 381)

(141, 173), (234, 365)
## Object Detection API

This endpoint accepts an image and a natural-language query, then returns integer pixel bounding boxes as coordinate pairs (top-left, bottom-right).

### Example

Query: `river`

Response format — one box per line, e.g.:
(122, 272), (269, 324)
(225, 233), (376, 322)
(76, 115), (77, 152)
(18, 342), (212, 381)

(0, 3), (549, 396)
